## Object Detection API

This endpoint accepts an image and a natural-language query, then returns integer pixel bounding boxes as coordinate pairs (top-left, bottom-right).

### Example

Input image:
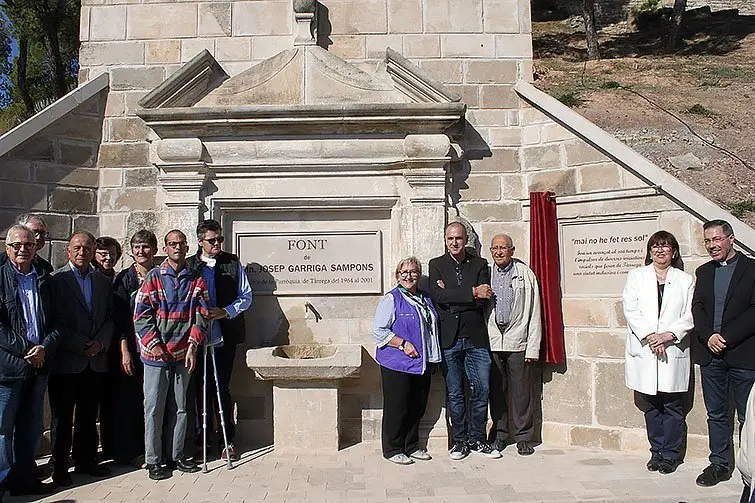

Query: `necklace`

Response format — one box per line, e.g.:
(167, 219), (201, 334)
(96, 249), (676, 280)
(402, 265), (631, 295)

(654, 266), (669, 283)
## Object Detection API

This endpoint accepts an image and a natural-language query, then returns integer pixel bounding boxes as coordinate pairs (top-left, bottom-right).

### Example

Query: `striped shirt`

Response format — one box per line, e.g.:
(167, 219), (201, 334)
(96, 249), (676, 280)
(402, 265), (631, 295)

(133, 259), (209, 366)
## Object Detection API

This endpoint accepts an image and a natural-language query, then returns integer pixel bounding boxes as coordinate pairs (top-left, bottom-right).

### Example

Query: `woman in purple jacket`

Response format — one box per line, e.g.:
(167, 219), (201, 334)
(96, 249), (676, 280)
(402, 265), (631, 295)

(373, 257), (442, 465)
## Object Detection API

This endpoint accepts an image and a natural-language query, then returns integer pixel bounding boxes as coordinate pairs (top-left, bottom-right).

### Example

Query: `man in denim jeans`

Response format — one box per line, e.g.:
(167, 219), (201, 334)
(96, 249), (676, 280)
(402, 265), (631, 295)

(428, 222), (500, 460)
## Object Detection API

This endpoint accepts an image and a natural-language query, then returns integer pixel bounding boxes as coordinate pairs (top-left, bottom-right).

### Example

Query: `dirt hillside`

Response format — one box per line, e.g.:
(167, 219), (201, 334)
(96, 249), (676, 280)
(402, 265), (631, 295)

(533, 8), (755, 227)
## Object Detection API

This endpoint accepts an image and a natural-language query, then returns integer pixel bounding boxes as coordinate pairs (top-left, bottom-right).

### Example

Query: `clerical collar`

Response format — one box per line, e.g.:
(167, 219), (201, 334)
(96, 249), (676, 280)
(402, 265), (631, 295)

(718, 252), (739, 267)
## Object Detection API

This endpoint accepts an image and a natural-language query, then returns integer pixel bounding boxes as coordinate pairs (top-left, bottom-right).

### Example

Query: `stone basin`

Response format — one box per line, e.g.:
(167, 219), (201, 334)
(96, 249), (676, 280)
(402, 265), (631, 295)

(246, 344), (361, 381)
(246, 344), (363, 452)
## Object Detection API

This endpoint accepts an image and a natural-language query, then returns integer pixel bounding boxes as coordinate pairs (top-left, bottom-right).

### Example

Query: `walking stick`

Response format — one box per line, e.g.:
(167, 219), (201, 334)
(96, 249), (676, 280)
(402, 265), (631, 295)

(202, 323), (210, 474)
(210, 342), (234, 469)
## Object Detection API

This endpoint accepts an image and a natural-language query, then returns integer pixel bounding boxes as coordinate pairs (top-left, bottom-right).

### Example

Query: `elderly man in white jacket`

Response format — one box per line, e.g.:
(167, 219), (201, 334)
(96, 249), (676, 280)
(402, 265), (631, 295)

(485, 234), (542, 456)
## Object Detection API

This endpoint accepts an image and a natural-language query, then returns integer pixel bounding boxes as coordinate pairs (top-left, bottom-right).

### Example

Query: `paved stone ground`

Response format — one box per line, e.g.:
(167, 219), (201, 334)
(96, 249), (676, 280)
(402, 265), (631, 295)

(5, 443), (744, 503)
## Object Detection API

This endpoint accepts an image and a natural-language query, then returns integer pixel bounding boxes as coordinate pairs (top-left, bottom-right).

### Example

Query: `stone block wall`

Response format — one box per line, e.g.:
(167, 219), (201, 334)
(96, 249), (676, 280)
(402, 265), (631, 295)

(0, 92), (105, 267)
(487, 104), (717, 457)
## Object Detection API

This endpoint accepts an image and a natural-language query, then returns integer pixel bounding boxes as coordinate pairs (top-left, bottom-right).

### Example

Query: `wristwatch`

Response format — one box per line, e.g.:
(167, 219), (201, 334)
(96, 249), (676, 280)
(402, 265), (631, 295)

(398, 340), (406, 351)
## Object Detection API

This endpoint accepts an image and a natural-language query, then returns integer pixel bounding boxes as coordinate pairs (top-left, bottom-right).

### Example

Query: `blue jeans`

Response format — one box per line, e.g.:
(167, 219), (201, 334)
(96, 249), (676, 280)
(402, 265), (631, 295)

(700, 358), (755, 469)
(441, 337), (491, 445)
(0, 374), (47, 487)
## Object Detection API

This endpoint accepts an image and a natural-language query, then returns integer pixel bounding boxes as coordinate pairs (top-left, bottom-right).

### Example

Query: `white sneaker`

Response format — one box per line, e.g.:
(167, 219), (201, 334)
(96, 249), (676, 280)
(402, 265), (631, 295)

(387, 453), (414, 465)
(469, 441), (502, 459)
(409, 449), (432, 461)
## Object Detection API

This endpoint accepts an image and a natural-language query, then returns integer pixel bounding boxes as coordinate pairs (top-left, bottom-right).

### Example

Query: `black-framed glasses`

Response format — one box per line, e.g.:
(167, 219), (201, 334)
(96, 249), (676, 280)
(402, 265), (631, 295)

(650, 244), (672, 251)
(166, 241), (186, 248)
(203, 237), (224, 245)
(398, 270), (420, 278)
(7, 242), (36, 252)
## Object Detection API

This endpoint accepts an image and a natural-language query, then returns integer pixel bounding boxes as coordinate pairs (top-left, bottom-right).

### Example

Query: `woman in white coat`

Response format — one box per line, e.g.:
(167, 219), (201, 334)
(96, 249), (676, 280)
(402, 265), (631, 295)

(622, 230), (694, 475)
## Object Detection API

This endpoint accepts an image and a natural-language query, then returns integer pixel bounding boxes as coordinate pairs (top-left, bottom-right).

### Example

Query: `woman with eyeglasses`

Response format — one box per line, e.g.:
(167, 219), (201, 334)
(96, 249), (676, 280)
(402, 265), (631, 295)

(93, 236), (122, 279)
(104, 230), (158, 467)
(622, 230), (694, 474)
(373, 257), (441, 465)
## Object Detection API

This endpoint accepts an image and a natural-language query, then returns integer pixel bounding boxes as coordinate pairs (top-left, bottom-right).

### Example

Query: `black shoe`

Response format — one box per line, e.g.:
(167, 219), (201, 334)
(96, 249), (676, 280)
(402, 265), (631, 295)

(492, 438), (508, 452)
(148, 464), (171, 481)
(658, 459), (678, 474)
(469, 441), (502, 459)
(516, 441), (535, 456)
(74, 464), (111, 477)
(175, 458), (201, 473)
(449, 442), (470, 460)
(52, 471), (72, 487)
(8, 480), (56, 496)
(646, 456), (661, 471)
(696, 464), (731, 487)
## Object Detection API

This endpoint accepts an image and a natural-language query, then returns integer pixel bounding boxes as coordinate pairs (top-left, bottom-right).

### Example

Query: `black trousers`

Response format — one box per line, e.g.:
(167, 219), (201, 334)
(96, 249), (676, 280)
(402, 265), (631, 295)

(635, 391), (685, 462)
(380, 366), (431, 459)
(488, 350), (535, 443)
(102, 365), (145, 462)
(189, 343), (237, 449)
(48, 367), (104, 472)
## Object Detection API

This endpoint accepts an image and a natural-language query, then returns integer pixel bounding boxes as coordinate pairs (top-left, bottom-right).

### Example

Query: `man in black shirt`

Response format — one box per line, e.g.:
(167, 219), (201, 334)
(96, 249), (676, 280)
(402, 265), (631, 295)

(692, 219), (755, 487)
(428, 222), (500, 460)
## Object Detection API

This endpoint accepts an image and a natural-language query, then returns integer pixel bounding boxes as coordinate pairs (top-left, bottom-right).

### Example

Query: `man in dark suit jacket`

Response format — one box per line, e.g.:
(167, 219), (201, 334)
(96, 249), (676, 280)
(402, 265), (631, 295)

(49, 232), (114, 487)
(428, 222), (499, 461)
(692, 219), (755, 487)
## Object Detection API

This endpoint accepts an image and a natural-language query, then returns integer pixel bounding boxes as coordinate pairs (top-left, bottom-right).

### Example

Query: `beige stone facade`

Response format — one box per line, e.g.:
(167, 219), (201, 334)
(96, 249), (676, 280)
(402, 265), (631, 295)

(0, 0), (753, 459)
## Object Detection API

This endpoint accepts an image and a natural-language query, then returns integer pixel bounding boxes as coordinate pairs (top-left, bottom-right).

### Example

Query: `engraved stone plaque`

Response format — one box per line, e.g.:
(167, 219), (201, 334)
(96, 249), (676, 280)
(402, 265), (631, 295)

(560, 217), (659, 296)
(237, 231), (382, 295)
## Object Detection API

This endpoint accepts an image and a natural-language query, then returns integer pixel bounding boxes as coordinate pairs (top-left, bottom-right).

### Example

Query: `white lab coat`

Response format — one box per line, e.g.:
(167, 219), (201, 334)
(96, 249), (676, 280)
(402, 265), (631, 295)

(622, 264), (694, 395)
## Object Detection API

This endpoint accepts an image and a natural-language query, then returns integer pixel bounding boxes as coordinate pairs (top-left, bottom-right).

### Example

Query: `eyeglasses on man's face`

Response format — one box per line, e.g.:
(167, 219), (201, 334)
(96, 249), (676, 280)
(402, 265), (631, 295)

(7, 242), (36, 252)
(398, 270), (420, 278)
(703, 235), (732, 246)
(490, 245), (514, 252)
(166, 241), (187, 249)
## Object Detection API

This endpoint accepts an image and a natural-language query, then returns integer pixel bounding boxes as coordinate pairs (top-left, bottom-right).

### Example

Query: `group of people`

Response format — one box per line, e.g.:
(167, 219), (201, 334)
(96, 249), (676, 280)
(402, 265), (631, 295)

(373, 218), (755, 502)
(622, 219), (755, 501)
(373, 222), (542, 464)
(0, 214), (252, 500)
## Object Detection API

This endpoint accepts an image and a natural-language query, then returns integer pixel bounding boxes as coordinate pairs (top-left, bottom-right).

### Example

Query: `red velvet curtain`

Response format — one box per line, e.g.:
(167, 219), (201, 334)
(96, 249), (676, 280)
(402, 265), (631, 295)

(529, 191), (566, 365)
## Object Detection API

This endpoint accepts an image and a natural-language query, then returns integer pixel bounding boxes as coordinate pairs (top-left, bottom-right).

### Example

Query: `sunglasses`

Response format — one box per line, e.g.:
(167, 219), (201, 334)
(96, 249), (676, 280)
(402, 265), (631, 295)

(203, 237), (224, 245)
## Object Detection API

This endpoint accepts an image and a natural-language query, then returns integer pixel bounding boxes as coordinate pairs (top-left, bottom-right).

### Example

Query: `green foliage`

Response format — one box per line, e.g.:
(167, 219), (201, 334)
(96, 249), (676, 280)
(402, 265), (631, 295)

(0, 0), (80, 118)
(686, 103), (714, 116)
(556, 90), (584, 108)
(631, 0), (661, 14)
(0, 101), (24, 133)
(730, 200), (755, 219)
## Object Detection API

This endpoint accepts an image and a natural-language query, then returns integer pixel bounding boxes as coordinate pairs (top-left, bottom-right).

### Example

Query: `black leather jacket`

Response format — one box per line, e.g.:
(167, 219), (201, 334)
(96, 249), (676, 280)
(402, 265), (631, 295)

(0, 259), (61, 381)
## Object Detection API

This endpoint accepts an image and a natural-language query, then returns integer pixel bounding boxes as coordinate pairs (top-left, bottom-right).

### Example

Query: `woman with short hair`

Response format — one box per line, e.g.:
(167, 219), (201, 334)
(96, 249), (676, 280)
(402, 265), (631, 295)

(622, 230), (694, 474)
(373, 257), (441, 465)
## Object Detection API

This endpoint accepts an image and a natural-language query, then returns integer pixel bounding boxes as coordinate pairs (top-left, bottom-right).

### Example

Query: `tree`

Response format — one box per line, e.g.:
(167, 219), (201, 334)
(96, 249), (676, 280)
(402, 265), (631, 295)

(582, 0), (601, 60)
(668, 0), (687, 50)
(0, 0), (79, 120)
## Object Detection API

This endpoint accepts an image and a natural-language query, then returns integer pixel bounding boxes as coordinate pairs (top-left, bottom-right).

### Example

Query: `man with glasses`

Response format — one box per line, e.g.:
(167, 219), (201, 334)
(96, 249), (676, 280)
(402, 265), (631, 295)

(134, 230), (208, 480)
(0, 214), (53, 275)
(485, 234), (542, 456)
(692, 219), (755, 487)
(186, 220), (251, 462)
(49, 232), (114, 486)
(428, 222), (499, 460)
(0, 225), (59, 498)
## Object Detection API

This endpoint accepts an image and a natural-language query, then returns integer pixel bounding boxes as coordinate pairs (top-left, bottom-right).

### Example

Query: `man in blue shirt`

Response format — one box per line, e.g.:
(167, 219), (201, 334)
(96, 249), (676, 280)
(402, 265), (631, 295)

(186, 220), (252, 461)
(0, 225), (59, 497)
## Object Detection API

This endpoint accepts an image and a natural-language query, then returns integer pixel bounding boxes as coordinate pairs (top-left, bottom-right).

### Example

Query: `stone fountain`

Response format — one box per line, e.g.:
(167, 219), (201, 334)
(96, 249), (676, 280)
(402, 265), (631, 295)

(246, 344), (362, 452)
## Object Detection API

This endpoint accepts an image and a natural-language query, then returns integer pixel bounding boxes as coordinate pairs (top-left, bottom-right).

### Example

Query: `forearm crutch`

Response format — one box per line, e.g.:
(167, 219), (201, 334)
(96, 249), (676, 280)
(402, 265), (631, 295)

(202, 328), (209, 474)
(209, 341), (233, 469)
